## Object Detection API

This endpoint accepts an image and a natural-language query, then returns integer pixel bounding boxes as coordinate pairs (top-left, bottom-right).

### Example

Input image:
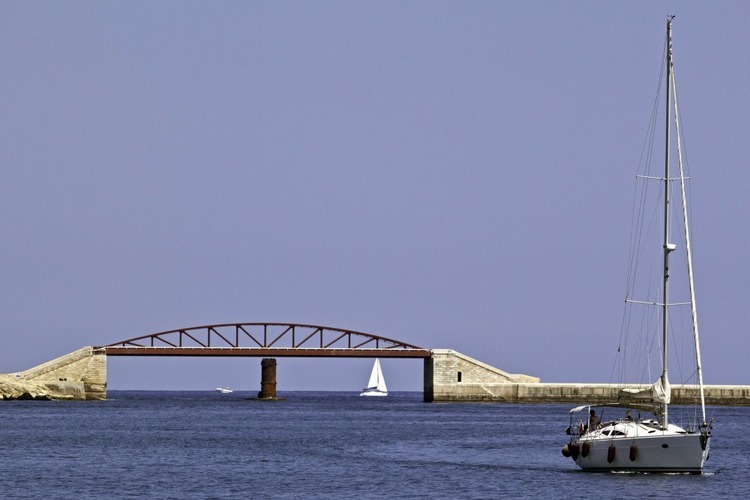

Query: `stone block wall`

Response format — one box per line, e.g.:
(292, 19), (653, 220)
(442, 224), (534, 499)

(425, 349), (540, 402)
(422, 350), (750, 405)
(1, 347), (107, 400)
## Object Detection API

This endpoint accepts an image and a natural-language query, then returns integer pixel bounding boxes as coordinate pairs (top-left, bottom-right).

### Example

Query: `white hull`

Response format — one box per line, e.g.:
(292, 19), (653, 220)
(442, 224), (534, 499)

(215, 387), (232, 394)
(359, 389), (388, 397)
(571, 420), (710, 473)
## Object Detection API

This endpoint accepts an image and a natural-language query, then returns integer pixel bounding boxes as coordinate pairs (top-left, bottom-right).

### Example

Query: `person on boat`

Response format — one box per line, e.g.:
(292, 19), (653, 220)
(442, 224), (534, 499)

(625, 410), (633, 421)
(588, 409), (601, 430)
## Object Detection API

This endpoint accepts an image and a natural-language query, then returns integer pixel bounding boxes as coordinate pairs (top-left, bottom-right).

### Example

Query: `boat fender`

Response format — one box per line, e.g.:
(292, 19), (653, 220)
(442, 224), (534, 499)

(562, 444), (571, 457)
(570, 443), (580, 460)
(629, 444), (638, 462)
(607, 444), (616, 464)
(581, 442), (590, 458)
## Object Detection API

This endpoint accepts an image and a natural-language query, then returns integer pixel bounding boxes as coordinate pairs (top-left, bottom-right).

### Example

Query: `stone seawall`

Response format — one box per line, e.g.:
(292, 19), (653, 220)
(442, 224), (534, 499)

(424, 349), (540, 402)
(429, 382), (750, 405)
(1, 347), (106, 401)
(4, 345), (748, 405)
(424, 349), (750, 405)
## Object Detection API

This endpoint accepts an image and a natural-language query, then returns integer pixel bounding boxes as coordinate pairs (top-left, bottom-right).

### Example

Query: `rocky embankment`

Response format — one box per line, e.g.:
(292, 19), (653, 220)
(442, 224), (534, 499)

(0, 374), (59, 400)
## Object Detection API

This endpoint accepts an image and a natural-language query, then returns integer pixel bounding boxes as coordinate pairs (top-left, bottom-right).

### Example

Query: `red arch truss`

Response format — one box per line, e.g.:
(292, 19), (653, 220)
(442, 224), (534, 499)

(95, 323), (431, 358)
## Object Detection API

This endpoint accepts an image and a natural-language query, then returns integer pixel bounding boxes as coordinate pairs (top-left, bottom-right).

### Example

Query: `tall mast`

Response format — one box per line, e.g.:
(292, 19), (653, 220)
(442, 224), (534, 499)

(660, 16), (675, 429)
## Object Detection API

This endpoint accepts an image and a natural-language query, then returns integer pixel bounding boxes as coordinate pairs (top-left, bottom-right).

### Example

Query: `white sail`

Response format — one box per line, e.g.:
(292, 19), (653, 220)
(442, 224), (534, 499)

(360, 359), (388, 396)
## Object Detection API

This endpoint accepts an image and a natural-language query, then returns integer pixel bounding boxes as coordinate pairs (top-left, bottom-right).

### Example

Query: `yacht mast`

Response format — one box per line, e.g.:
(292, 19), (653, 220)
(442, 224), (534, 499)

(660, 16), (675, 430)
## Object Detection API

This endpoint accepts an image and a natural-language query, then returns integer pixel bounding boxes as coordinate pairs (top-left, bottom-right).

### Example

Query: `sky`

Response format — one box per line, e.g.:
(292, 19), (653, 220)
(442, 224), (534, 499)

(2, 2), (749, 392)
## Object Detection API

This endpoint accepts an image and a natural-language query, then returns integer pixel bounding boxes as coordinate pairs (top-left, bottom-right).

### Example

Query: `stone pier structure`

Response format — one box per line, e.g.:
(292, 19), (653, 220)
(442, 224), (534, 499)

(3, 345), (749, 405)
(0, 347), (106, 400)
(424, 349), (540, 402)
(424, 349), (750, 405)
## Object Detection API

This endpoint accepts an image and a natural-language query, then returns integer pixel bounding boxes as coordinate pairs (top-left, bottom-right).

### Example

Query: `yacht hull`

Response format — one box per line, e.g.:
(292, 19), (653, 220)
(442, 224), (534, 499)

(360, 390), (387, 397)
(575, 432), (709, 473)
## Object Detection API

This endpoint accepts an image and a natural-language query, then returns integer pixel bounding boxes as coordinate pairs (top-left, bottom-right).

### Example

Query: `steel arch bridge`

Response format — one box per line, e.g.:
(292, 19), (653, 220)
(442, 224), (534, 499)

(95, 323), (431, 358)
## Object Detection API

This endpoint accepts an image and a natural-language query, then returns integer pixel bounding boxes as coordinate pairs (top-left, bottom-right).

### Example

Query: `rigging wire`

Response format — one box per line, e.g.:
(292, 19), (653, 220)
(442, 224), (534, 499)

(611, 31), (669, 386)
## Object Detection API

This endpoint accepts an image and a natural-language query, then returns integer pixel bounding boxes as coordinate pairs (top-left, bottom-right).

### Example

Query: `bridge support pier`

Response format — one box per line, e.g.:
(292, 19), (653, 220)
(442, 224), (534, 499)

(258, 358), (277, 399)
(424, 349), (539, 402)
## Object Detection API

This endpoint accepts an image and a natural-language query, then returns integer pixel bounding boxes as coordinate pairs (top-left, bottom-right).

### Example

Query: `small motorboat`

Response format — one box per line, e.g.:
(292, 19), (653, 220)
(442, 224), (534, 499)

(215, 387), (233, 394)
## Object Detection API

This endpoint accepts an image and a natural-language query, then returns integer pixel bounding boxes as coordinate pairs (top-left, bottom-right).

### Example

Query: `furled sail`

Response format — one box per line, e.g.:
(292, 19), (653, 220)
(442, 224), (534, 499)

(619, 377), (671, 404)
(652, 376), (671, 404)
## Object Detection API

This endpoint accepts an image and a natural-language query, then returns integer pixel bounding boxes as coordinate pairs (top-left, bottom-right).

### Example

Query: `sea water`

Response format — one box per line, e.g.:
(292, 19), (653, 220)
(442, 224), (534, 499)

(1, 392), (748, 499)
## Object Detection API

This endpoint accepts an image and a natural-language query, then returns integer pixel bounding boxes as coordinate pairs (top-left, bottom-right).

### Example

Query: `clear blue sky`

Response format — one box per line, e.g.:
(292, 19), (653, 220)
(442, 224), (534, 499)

(2, 2), (748, 391)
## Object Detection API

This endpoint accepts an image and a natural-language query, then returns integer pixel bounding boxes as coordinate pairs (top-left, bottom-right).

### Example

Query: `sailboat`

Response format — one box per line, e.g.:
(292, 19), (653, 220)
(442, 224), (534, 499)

(360, 358), (388, 397)
(561, 17), (712, 473)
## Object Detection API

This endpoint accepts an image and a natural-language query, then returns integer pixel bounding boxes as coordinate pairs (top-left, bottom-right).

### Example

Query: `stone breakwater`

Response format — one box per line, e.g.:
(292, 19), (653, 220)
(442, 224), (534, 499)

(3, 346), (749, 404)
(0, 347), (107, 401)
(0, 374), (92, 400)
(0, 374), (56, 400)
(424, 350), (750, 405)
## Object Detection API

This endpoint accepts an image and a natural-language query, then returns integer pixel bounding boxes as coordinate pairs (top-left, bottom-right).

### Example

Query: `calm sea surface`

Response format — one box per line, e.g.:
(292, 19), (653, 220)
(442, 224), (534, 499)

(1, 391), (748, 499)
